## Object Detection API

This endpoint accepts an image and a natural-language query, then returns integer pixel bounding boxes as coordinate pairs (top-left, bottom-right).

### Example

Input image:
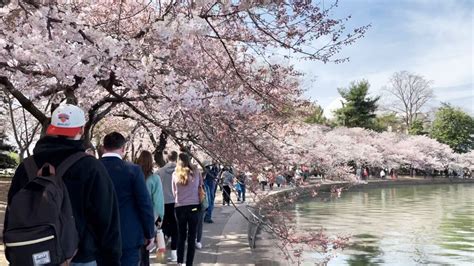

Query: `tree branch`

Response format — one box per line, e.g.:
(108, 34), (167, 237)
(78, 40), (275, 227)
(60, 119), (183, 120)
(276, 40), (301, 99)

(0, 76), (49, 126)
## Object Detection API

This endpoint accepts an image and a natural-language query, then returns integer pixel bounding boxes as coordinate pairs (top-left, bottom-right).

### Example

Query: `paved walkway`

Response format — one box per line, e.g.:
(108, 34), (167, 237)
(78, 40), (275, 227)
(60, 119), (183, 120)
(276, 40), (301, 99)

(150, 190), (256, 265)
(152, 206), (254, 265)
(0, 179), (257, 265)
(152, 190), (255, 265)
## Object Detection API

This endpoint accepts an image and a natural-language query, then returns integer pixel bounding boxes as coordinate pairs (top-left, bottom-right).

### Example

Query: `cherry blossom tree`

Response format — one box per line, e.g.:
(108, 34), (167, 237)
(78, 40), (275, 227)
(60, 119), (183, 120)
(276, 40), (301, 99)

(0, 0), (369, 171)
(0, 1), (375, 263)
(281, 123), (458, 180)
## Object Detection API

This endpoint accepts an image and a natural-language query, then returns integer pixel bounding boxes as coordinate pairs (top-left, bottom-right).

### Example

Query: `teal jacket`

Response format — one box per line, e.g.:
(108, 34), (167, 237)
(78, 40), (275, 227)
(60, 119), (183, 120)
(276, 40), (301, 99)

(146, 173), (165, 221)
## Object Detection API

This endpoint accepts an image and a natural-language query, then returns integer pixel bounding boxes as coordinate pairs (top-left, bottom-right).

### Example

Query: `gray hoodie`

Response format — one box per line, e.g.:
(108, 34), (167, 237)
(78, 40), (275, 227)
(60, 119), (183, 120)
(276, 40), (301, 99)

(158, 162), (176, 204)
(222, 171), (234, 186)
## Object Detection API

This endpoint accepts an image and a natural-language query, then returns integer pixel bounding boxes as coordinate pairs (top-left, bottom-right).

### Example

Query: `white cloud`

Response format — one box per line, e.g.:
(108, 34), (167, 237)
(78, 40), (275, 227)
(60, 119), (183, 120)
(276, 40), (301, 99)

(299, 0), (473, 114)
(324, 97), (343, 119)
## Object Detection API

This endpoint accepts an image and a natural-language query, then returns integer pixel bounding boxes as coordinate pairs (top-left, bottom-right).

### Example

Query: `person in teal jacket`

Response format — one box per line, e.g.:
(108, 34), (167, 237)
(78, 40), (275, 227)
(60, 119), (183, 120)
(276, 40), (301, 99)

(136, 150), (165, 265)
(147, 173), (165, 222)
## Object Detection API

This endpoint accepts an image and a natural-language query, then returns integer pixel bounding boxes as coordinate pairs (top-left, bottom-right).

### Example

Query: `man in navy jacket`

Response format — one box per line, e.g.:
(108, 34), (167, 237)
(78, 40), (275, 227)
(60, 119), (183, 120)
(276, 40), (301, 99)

(101, 132), (155, 266)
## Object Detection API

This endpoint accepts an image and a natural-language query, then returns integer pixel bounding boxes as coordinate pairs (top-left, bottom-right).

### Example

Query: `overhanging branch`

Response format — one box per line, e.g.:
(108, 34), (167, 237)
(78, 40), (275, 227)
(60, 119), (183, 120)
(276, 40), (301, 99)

(0, 76), (49, 126)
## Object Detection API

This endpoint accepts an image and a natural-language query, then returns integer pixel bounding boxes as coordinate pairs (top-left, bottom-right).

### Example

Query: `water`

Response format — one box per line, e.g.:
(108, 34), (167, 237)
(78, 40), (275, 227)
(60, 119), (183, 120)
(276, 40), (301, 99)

(291, 184), (474, 265)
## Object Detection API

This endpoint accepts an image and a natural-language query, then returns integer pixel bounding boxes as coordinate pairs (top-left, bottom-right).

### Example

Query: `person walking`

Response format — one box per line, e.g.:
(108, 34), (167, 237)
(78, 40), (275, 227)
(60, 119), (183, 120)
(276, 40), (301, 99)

(4, 104), (121, 265)
(195, 180), (206, 250)
(172, 153), (202, 266)
(363, 167), (369, 180)
(157, 151), (179, 262)
(268, 170), (275, 190)
(356, 167), (362, 180)
(380, 169), (386, 179)
(203, 162), (219, 223)
(258, 171), (268, 191)
(101, 132), (155, 266)
(195, 207), (205, 250)
(276, 173), (285, 188)
(136, 151), (165, 266)
(295, 167), (304, 185)
(236, 172), (247, 202)
(221, 166), (234, 206)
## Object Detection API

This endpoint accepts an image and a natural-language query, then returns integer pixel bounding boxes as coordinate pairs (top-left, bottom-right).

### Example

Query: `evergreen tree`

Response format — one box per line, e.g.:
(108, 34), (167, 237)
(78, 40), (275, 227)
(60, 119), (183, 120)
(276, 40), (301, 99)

(408, 119), (427, 135)
(0, 132), (16, 169)
(335, 80), (380, 129)
(304, 104), (328, 125)
(373, 113), (400, 132)
(430, 104), (474, 153)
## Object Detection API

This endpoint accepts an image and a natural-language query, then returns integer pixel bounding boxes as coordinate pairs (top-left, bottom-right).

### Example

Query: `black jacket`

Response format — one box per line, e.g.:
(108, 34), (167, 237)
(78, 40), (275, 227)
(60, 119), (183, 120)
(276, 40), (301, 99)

(5, 137), (122, 265)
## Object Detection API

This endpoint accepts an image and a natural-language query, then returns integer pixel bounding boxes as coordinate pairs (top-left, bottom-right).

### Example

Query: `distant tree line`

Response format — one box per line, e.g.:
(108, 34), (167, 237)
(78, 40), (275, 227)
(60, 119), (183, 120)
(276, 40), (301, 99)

(304, 71), (474, 154)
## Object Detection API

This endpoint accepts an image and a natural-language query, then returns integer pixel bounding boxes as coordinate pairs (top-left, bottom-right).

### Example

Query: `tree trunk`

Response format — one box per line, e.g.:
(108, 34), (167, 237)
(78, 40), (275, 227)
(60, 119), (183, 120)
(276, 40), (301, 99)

(153, 131), (168, 167)
(19, 149), (26, 162)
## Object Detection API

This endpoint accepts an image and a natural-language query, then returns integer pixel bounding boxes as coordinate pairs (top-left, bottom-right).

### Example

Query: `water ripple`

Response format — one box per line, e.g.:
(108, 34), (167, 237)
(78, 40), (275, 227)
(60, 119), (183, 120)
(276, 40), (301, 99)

(292, 184), (474, 265)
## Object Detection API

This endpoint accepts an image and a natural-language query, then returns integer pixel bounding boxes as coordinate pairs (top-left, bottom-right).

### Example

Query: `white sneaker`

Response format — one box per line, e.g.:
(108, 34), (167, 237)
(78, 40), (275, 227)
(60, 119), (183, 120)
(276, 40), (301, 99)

(169, 250), (177, 262)
(195, 242), (202, 249)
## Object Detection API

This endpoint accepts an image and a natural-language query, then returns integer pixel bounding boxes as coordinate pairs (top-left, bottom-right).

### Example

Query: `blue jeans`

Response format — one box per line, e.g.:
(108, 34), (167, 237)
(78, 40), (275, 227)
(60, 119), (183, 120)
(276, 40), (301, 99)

(238, 184), (246, 202)
(204, 178), (216, 220)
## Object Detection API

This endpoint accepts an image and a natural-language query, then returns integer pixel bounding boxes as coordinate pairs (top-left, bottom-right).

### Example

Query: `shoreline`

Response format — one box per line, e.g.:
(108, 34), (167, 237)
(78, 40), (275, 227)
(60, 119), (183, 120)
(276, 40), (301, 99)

(259, 176), (474, 202)
(247, 177), (474, 265)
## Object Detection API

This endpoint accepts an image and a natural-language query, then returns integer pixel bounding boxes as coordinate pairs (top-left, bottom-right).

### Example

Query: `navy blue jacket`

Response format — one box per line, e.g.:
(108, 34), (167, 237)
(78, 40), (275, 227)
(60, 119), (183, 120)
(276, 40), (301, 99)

(101, 156), (155, 249)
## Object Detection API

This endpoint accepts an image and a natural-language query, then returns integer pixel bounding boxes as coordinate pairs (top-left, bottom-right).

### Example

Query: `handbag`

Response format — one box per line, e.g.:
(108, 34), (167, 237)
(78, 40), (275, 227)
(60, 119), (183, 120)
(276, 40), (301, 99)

(200, 185), (209, 210)
(155, 229), (166, 263)
(199, 185), (205, 202)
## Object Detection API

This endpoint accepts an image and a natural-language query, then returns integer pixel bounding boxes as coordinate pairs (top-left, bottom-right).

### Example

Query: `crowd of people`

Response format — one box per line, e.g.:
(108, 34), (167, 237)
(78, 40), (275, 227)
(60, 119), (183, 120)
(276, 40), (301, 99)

(4, 103), (289, 266)
(3, 104), (245, 266)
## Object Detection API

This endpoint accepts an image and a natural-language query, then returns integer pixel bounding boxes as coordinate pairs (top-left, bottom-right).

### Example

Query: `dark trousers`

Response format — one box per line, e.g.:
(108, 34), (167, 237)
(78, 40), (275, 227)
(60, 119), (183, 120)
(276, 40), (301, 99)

(223, 185), (231, 205)
(163, 203), (178, 250)
(140, 246), (149, 266)
(197, 209), (205, 242)
(122, 246), (140, 266)
(175, 205), (200, 265)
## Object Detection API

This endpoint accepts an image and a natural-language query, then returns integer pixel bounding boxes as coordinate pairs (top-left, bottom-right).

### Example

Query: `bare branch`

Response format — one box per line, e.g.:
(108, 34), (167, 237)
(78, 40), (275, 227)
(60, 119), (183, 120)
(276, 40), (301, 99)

(0, 76), (49, 126)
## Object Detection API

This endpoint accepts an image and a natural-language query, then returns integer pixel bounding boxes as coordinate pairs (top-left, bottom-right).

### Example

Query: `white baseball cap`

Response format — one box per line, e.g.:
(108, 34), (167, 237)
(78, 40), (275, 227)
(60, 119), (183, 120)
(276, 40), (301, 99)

(46, 104), (86, 137)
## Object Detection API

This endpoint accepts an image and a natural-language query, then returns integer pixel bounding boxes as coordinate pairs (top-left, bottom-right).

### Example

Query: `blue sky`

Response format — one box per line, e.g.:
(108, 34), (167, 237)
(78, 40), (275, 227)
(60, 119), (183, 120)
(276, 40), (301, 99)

(295, 0), (473, 117)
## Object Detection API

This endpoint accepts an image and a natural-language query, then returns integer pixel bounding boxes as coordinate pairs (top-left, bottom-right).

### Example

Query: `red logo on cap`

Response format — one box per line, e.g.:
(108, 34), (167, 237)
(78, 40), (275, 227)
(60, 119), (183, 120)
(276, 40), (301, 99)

(58, 113), (70, 123)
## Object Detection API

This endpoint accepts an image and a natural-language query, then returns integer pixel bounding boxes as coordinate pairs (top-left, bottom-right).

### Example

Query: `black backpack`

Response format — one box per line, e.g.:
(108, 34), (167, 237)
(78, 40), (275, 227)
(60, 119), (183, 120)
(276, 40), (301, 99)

(4, 152), (87, 265)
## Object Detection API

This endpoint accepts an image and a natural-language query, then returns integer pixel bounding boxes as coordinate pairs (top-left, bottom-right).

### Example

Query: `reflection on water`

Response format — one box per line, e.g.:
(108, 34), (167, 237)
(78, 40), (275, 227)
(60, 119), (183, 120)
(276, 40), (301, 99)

(292, 184), (474, 265)
(346, 234), (384, 266)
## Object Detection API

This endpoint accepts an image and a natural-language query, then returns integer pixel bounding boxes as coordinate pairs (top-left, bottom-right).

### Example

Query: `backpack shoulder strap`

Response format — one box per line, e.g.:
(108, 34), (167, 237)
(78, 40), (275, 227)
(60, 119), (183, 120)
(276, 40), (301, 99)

(23, 156), (39, 182)
(56, 152), (90, 179)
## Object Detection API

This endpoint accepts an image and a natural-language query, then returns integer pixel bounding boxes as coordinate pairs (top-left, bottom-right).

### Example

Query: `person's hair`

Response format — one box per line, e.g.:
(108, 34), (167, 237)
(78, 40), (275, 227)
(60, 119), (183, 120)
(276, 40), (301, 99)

(167, 151), (178, 162)
(136, 151), (154, 178)
(175, 153), (194, 185)
(103, 132), (126, 150)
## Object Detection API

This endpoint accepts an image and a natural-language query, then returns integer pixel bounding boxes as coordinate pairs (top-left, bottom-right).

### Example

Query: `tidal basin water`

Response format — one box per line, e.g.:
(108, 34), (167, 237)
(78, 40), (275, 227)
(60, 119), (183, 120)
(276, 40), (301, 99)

(292, 184), (474, 265)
